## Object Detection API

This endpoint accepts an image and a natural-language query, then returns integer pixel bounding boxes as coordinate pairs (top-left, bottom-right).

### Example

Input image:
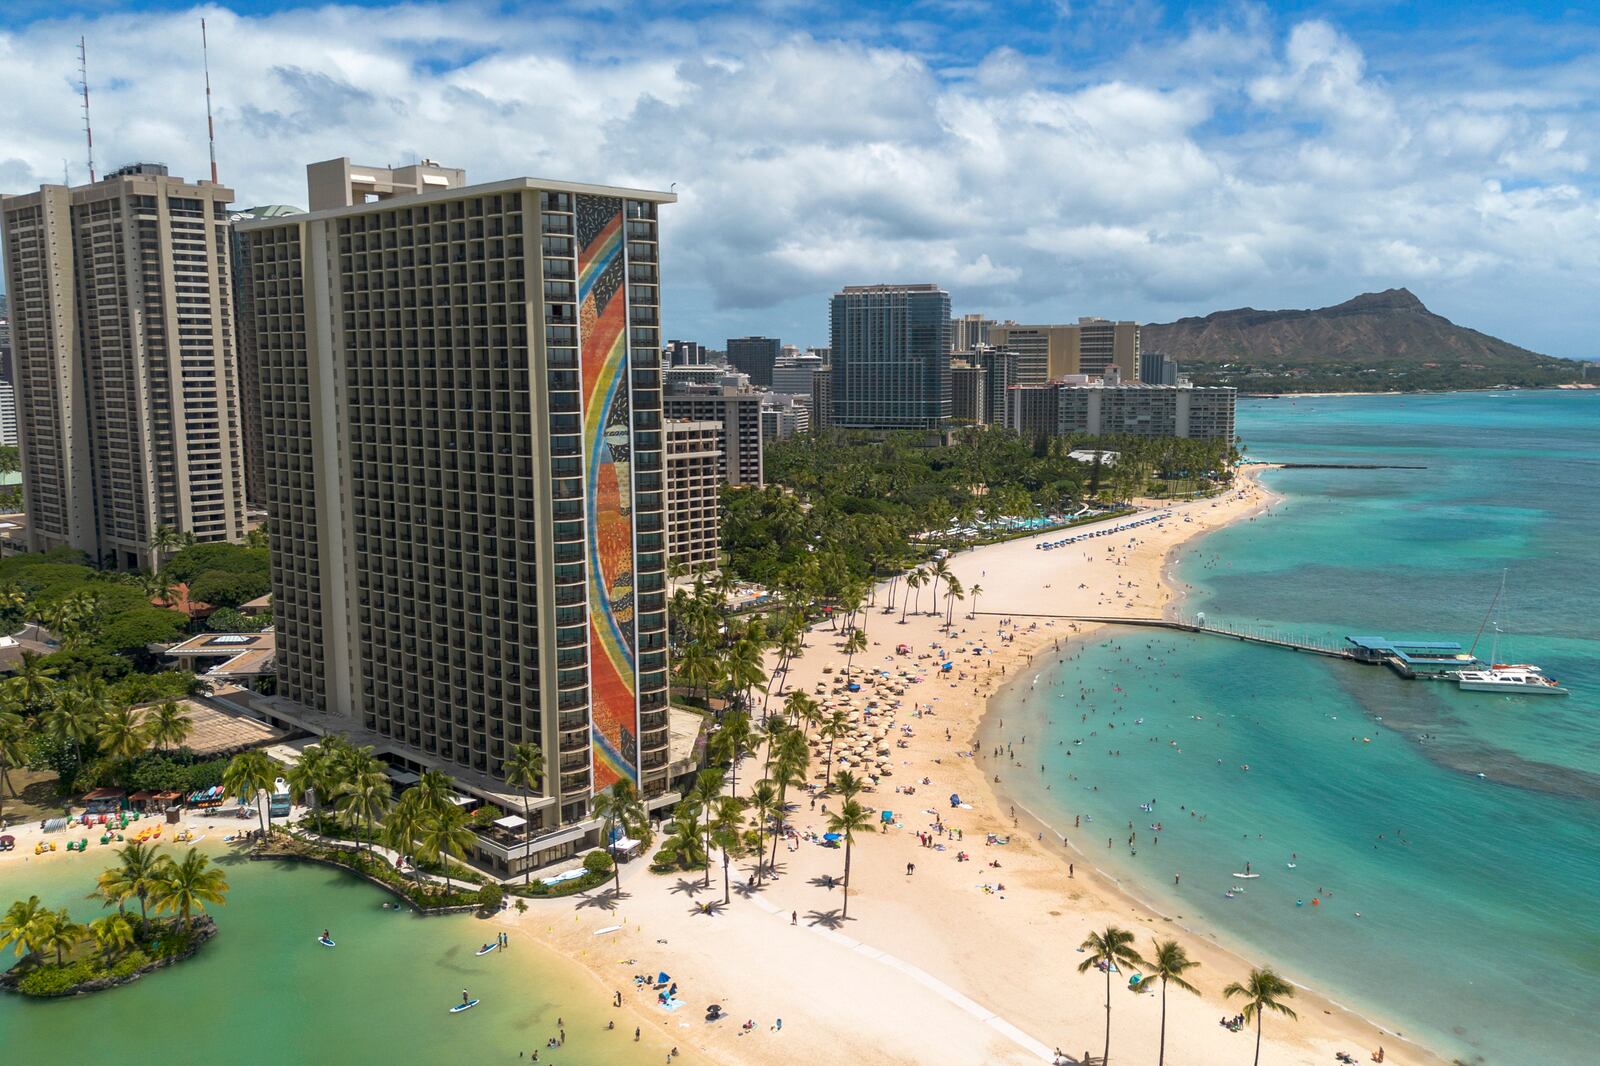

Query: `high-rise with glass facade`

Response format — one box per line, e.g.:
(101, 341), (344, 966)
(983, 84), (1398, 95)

(829, 284), (951, 431)
(238, 167), (676, 859)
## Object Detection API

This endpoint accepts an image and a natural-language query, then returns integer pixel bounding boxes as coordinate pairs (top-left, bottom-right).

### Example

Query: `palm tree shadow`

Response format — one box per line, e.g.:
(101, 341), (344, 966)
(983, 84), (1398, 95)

(688, 900), (726, 918)
(669, 878), (710, 898)
(807, 874), (839, 891)
(803, 908), (844, 930)
(574, 887), (625, 911)
(731, 878), (764, 900)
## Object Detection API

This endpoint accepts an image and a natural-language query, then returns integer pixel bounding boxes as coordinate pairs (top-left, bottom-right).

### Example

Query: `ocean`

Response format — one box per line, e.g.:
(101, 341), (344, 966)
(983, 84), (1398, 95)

(987, 390), (1600, 1065)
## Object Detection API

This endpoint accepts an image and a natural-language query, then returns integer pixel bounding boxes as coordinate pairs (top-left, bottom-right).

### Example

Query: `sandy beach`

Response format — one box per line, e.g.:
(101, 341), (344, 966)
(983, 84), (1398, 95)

(0, 469), (1445, 1066)
(484, 468), (1447, 1066)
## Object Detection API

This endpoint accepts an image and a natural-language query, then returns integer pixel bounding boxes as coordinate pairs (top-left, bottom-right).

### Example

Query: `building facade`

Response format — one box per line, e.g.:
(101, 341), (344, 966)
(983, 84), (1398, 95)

(1, 164), (248, 567)
(809, 364), (834, 433)
(726, 335), (779, 387)
(950, 312), (995, 353)
(238, 171), (677, 846)
(973, 346), (1019, 427)
(1006, 382), (1236, 441)
(829, 284), (951, 431)
(665, 419), (723, 573)
(989, 319), (1140, 385)
(760, 393), (810, 441)
(230, 203), (306, 507)
(1077, 318), (1140, 378)
(663, 379), (764, 487)
(770, 351), (824, 394)
(950, 362), (988, 424)
(1139, 350), (1178, 386)
(667, 339), (707, 366)
(0, 378), (15, 447)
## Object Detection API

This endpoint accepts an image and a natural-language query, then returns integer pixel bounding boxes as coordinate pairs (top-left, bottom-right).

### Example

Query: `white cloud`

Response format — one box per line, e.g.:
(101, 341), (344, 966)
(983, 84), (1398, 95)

(1, 4), (1598, 356)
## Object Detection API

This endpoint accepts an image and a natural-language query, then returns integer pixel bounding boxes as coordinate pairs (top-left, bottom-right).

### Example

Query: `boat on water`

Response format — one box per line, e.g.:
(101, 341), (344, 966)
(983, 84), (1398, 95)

(1453, 571), (1568, 696)
(1454, 664), (1568, 695)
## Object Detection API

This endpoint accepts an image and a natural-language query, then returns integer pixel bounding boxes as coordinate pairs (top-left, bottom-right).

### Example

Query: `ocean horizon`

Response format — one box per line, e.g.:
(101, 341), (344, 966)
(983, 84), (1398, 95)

(988, 389), (1599, 1065)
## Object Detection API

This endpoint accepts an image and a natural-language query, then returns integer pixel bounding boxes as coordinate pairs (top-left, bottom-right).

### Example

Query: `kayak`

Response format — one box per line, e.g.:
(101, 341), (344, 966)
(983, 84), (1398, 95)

(475, 943), (498, 956)
(451, 999), (480, 1013)
(318, 936), (336, 948)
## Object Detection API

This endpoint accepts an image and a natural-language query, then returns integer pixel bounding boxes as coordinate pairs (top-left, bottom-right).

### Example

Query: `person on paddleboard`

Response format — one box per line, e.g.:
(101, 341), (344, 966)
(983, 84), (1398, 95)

(323, 929), (330, 941)
(462, 989), (470, 1006)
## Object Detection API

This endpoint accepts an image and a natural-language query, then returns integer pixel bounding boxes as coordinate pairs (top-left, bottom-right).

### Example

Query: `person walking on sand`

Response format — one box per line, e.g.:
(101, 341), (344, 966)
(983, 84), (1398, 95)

(791, 910), (798, 925)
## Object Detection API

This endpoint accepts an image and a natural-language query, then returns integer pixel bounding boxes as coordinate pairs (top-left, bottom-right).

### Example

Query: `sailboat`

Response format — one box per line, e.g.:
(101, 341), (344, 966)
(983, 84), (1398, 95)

(1453, 571), (1568, 696)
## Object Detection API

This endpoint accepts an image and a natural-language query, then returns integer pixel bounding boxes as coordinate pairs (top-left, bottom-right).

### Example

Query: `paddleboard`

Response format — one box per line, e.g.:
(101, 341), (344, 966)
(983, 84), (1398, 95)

(475, 943), (498, 956)
(1231, 873), (1261, 879)
(318, 936), (336, 948)
(593, 925), (622, 936)
(451, 999), (480, 1013)
(1286, 863), (1297, 868)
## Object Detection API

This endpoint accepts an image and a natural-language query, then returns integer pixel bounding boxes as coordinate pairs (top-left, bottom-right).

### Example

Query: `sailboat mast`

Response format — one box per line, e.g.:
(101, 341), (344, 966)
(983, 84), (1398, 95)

(1468, 569), (1507, 658)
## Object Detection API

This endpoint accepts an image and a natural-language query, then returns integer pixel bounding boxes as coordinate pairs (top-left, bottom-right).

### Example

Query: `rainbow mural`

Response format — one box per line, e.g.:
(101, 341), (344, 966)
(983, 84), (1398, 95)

(576, 194), (638, 791)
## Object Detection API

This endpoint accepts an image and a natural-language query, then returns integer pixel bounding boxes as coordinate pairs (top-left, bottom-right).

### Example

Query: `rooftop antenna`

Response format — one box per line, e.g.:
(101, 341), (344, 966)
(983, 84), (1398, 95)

(201, 18), (218, 183)
(78, 37), (95, 182)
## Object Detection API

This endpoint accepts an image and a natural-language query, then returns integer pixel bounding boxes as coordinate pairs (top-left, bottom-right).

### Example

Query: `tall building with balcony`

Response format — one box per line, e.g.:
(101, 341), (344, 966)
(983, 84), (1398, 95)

(237, 163), (677, 868)
(665, 419), (723, 573)
(229, 203), (306, 507)
(1005, 381), (1235, 441)
(829, 284), (951, 431)
(1, 163), (247, 567)
(663, 372), (764, 487)
(950, 361), (988, 424)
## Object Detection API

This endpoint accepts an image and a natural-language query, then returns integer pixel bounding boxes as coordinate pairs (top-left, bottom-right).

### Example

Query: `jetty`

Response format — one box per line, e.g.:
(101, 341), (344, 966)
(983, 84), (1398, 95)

(976, 613), (1475, 677)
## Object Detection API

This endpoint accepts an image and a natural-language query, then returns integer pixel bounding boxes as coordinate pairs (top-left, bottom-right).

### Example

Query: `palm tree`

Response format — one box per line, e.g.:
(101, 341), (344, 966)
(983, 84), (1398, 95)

(943, 576), (964, 631)
(148, 524), (182, 565)
(97, 704), (149, 763)
(7, 651), (58, 711)
(152, 847), (230, 934)
(222, 749), (278, 835)
(1223, 967), (1298, 1066)
(967, 583), (983, 619)
(825, 799), (875, 919)
(709, 709), (753, 798)
(38, 907), (82, 966)
(94, 841), (167, 921)
(710, 795), (746, 906)
(928, 558), (952, 617)
(767, 734), (808, 874)
(591, 779), (647, 896)
(746, 779), (780, 885)
(655, 802), (706, 872)
(901, 569), (924, 624)
(42, 688), (99, 774)
(0, 705), (30, 823)
(783, 690), (816, 734)
(285, 742), (338, 829)
(687, 770), (725, 887)
(842, 628), (867, 677)
(414, 801), (475, 892)
(1076, 926), (1149, 1066)
(146, 699), (193, 753)
(414, 768), (455, 817)
(724, 639), (768, 711)
(337, 771), (393, 851)
(831, 769), (865, 802)
(820, 709), (851, 784)
(1148, 939), (1201, 1065)
(89, 912), (135, 965)
(383, 788), (428, 865)
(0, 895), (49, 959)
(502, 740), (544, 885)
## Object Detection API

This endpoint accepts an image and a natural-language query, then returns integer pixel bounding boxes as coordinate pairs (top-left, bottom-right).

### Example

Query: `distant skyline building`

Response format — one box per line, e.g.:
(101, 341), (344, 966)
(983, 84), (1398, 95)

(950, 312), (995, 353)
(829, 284), (951, 431)
(1005, 381), (1235, 441)
(770, 351), (825, 394)
(1139, 350), (1178, 386)
(989, 318), (1140, 385)
(665, 419), (723, 573)
(973, 346), (1019, 427)
(1, 163), (248, 567)
(760, 393), (810, 441)
(663, 373), (764, 487)
(809, 364), (834, 433)
(727, 335), (780, 387)
(237, 163), (678, 869)
(667, 339), (708, 366)
(950, 361), (988, 424)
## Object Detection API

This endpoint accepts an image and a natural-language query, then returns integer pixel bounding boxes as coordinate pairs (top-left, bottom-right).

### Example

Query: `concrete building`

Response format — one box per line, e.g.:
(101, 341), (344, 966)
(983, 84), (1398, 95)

(810, 364), (834, 433)
(665, 419), (723, 573)
(0, 379), (16, 447)
(236, 166), (677, 867)
(727, 335), (780, 387)
(1, 163), (248, 567)
(973, 346), (1019, 427)
(1139, 350), (1178, 386)
(1006, 382), (1236, 441)
(989, 318), (1140, 385)
(830, 284), (951, 431)
(230, 203), (306, 506)
(663, 364), (726, 394)
(304, 157), (466, 211)
(760, 393), (810, 441)
(950, 361), (988, 424)
(663, 376), (764, 487)
(667, 339), (708, 366)
(950, 312), (995, 353)
(771, 351), (824, 395)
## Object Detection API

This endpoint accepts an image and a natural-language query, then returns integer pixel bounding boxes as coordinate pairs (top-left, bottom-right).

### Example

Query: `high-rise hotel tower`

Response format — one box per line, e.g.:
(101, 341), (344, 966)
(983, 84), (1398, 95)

(237, 162), (676, 843)
(1, 164), (248, 566)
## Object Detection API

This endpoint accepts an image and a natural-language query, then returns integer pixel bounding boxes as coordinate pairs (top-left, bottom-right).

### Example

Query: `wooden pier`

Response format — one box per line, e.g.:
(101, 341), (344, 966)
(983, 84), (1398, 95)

(975, 612), (1358, 660)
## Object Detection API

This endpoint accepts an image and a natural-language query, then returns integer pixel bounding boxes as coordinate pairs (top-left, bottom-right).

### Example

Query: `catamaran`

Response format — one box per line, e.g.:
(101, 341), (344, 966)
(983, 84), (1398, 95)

(1453, 570), (1568, 696)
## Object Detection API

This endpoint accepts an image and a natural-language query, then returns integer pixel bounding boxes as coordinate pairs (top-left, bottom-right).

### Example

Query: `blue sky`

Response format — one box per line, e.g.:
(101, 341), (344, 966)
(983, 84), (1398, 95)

(4, 1), (1599, 357)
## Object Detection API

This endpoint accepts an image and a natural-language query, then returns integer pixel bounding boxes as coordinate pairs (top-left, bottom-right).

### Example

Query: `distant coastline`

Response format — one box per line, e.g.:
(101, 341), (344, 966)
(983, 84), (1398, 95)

(1242, 383), (1597, 398)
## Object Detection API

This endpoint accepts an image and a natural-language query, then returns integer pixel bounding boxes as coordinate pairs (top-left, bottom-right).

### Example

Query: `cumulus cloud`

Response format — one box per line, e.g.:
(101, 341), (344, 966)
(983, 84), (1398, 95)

(1, 3), (1597, 356)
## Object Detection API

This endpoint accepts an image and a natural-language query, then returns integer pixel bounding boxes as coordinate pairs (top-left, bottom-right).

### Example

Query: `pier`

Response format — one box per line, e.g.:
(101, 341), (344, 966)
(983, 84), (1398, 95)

(976, 612), (1358, 659)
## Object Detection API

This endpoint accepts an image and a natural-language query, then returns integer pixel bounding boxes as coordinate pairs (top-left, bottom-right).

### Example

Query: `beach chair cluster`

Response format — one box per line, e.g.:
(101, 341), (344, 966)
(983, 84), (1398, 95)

(1035, 512), (1170, 551)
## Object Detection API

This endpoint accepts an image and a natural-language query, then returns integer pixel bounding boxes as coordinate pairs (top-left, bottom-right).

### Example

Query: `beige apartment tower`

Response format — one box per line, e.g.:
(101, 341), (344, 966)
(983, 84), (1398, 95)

(1, 164), (247, 567)
(238, 166), (676, 869)
(665, 419), (723, 573)
(989, 318), (1140, 385)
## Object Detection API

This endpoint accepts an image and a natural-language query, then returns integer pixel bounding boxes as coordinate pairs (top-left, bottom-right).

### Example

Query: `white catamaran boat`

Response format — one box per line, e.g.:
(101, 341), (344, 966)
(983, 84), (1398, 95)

(1453, 571), (1569, 696)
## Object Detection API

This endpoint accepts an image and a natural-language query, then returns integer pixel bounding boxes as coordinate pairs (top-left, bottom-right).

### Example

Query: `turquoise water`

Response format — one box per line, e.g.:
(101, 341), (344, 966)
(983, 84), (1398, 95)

(0, 851), (665, 1063)
(989, 391), (1600, 1065)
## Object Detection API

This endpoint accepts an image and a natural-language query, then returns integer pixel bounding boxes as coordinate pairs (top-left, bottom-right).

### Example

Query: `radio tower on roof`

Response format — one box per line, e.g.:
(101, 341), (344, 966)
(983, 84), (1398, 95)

(202, 19), (218, 183)
(79, 36), (95, 182)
